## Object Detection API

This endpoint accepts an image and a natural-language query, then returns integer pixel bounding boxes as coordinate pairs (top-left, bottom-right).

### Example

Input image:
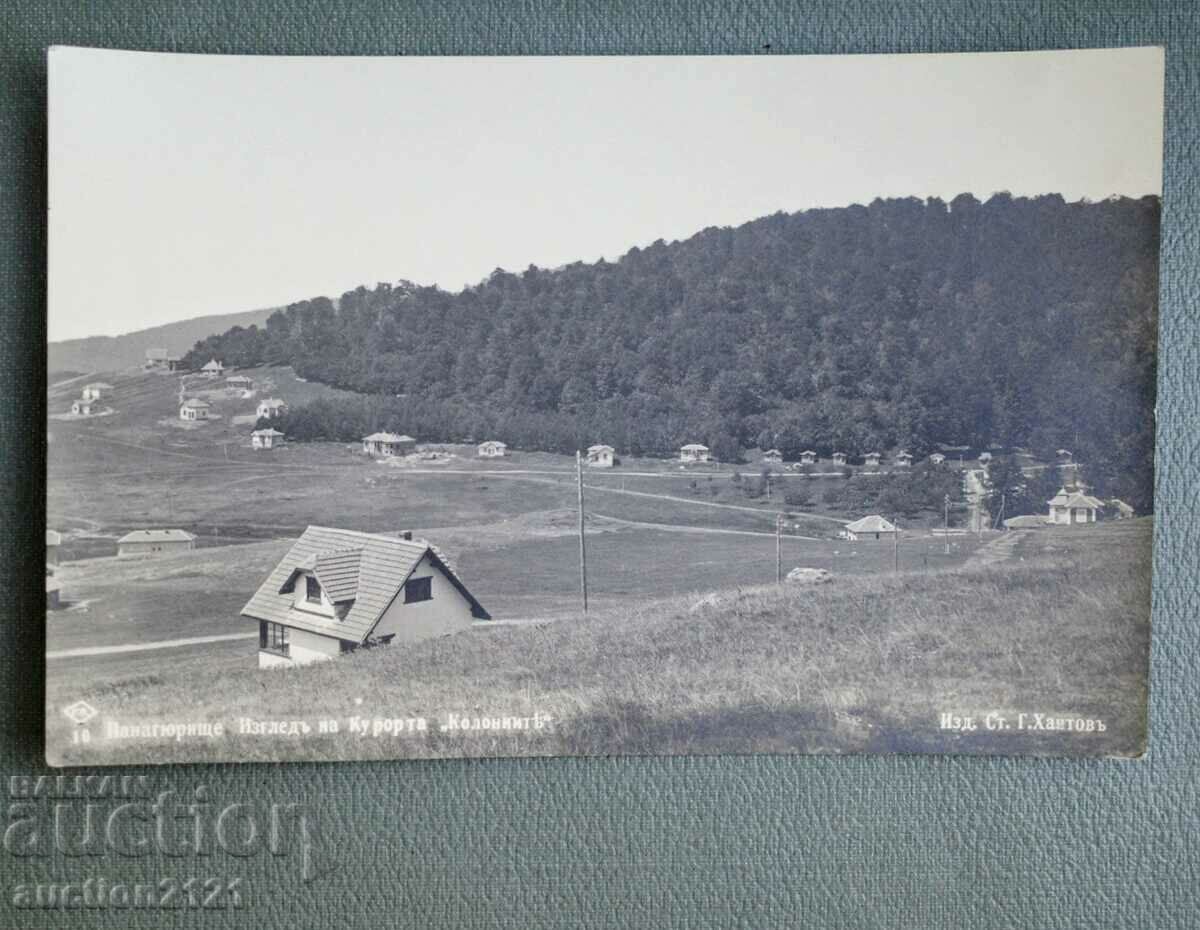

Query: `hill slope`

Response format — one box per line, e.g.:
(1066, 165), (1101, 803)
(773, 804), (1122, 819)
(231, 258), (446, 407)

(49, 306), (279, 375)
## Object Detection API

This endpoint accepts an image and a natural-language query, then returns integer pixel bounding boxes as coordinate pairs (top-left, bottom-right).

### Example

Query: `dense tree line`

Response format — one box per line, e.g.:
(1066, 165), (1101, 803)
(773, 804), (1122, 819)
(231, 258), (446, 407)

(193, 193), (1158, 511)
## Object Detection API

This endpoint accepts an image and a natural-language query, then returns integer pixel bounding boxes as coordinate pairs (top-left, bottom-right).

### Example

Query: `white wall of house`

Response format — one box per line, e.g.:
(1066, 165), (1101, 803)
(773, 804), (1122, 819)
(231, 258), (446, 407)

(259, 628), (342, 669)
(372, 553), (476, 643)
(118, 540), (194, 558)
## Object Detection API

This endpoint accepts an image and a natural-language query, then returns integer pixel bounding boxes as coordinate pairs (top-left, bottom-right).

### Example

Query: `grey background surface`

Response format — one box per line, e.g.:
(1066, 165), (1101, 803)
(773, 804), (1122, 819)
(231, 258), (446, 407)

(3, 2), (1197, 927)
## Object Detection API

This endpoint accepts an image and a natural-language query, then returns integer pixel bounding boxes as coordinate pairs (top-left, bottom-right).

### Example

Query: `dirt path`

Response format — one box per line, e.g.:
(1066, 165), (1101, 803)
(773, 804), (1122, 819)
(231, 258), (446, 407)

(46, 632), (257, 660)
(591, 513), (823, 541)
(966, 531), (1022, 568)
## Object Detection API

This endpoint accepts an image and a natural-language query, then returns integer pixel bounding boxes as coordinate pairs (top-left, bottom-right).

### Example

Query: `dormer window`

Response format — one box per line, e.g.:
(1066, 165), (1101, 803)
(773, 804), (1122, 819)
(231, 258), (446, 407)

(305, 575), (322, 604)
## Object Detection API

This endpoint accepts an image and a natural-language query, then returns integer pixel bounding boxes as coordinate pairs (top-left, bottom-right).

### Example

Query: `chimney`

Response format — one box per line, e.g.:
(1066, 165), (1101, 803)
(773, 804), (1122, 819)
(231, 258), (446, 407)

(401, 531), (412, 541)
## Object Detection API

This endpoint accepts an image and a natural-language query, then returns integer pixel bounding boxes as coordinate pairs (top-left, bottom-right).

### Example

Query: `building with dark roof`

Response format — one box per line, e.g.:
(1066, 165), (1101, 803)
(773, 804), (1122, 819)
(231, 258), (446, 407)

(117, 529), (196, 558)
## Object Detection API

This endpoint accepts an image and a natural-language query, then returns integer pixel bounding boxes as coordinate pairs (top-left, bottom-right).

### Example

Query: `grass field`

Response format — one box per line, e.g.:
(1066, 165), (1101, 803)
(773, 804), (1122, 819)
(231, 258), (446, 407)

(46, 519), (1151, 764)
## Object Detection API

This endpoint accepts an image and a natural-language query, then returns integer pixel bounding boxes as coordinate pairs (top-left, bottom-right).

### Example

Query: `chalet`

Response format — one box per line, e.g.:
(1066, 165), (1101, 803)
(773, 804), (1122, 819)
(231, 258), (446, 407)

(257, 398), (287, 419)
(81, 382), (112, 402)
(680, 443), (711, 463)
(117, 529), (196, 558)
(863, 452), (881, 468)
(1046, 489), (1104, 525)
(46, 529), (62, 565)
(1109, 498), (1135, 520)
(799, 450), (817, 465)
(831, 452), (848, 467)
(844, 514), (897, 539)
(241, 525), (490, 669)
(145, 348), (181, 370)
(179, 398), (210, 421)
(362, 432), (416, 457)
(201, 359), (225, 379)
(762, 449), (783, 464)
(929, 453), (946, 465)
(895, 451), (913, 468)
(586, 445), (615, 468)
(70, 397), (97, 416)
(477, 440), (508, 458)
(251, 428), (286, 450)
(226, 375), (254, 390)
(978, 451), (993, 463)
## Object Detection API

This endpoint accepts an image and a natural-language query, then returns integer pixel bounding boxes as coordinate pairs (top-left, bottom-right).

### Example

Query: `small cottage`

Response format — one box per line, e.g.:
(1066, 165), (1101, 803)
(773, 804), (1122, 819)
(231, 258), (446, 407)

(844, 514), (897, 539)
(257, 398), (287, 419)
(799, 450), (817, 465)
(251, 428), (286, 450)
(226, 375), (255, 390)
(477, 440), (508, 458)
(895, 451), (913, 468)
(586, 445), (615, 468)
(362, 432), (416, 457)
(1108, 498), (1135, 520)
(81, 382), (112, 402)
(863, 452), (881, 468)
(929, 453), (946, 465)
(831, 452), (848, 467)
(46, 529), (62, 565)
(978, 451), (993, 463)
(201, 359), (225, 379)
(1056, 448), (1073, 462)
(680, 443), (711, 463)
(70, 397), (97, 416)
(241, 525), (490, 669)
(145, 348), (181, 370)
(117, 529), (196, 558)
(761, 449), (783, 464)
(1046, 489), (1104, 525)
(179, 398), (210, 421)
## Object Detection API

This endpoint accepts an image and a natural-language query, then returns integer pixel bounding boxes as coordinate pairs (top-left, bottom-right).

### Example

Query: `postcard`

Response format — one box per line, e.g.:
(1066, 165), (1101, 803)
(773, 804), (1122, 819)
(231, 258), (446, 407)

(45, 47), (1162, 764)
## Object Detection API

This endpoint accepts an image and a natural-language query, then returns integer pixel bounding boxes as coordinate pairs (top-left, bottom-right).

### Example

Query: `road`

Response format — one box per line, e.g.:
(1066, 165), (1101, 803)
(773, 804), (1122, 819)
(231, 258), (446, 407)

(46, 632), (257, 660)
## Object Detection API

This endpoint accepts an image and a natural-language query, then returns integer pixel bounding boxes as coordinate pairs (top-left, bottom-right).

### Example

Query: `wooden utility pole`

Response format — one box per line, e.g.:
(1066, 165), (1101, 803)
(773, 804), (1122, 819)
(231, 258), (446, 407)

(944, 494), (950, 555)
(576, 451), (589, 613)
(893, 516), (899, 572)
(776, 513), (783, 584)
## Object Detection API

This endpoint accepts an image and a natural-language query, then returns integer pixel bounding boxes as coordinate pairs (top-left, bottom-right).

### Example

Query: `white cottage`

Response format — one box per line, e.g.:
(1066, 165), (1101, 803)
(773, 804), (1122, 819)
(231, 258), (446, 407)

(863, 452), (881, 468)
(895, 451), (913, 468)
(70, 397), (97, 416)
(241, 525), (490, 669)
(477, 440), (508, 458)
(929, 453), (946, 465)
(761, 449), (783, 464)
(257, 398), (287, 419)
(831, 452), (848, 467)
(1046, 488), (1104, 525)
(251, 428), (286, 450)
(362, 432), (416, 456)
(680, 443), (710, 463)
(117, 529), (196, 558)
(179, 398), (210, 421)
(586, 445), (615, 468)
(844, 514), (898, 539)
(799, 450), (817, 465)
(201, 359), (225, 379)
(81, 382), (112, 402)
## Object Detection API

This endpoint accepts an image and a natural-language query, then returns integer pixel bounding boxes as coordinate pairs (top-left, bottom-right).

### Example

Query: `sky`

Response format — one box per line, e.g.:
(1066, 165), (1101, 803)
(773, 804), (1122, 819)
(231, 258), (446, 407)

(48, 46), (1164, 342)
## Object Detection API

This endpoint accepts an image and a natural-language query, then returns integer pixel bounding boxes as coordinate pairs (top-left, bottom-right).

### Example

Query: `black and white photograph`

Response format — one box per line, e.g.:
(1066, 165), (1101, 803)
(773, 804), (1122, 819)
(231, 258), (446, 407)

(45, 47), (1163, 765)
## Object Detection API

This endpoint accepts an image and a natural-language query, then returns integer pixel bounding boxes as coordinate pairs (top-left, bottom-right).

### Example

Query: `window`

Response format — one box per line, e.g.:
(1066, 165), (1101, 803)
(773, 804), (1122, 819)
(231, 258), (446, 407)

(404, 576), (432, 603)
(305, 575), (322, 605)
(261, 621), (290, 656)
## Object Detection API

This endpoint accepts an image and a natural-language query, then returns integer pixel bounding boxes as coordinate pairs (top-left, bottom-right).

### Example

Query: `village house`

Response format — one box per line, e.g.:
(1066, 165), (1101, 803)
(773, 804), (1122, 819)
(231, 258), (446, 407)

(257, 397), (287, 419)
(1046, 488), (1105, 525)
(680, 443), (711, 463)
(117, 529), (196, 558)
(978, 451), (993, 463)
(863, 452), (881, 468)
(761, 449), (783, 464)
(241, 525), (490, 669)
(201, 359), (225, 379)
(362, 432), (416, 457)
(145, 348), (181, 371)
(179, 398), (210, 421)
(70, 397), (98, 416)
(586, 444), (615, 468)
(226, 375), (254, 391)
(477, 440), (508, 458)
(46, 529), (62, 565)
(799, 450), (817, 465)
(843, 514), (898, 540)
(929, 453), (946, 465)
(895, 451), (913, 468)
(251, 428), (286, 450)
(81, 382), (112, 402)
(46, 567), (62, 610)
(1056, 448), (1073, 463)
(831, 452), (848, 467)
(1108, 498), (1135, 520)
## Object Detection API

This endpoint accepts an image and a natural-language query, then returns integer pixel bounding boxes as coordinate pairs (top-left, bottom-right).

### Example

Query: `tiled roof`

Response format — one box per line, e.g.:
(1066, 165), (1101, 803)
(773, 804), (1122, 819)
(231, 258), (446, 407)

(117, 529), (196, 544)
(201, 359), (224, 370)
(587, 444), (614, 453)
(251, 428), (285, 437)
(241, 526), (489, 641)
(362, 432), (414, 443)
(181, 398), (210, 408)
(681, 444), (708, 451)
(845, 515), (897, 534)
(259, 397), (286, 407)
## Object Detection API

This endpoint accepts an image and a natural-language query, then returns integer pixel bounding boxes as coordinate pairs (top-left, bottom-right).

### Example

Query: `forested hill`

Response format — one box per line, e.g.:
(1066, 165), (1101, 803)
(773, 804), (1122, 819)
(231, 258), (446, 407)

(184, 193), (1160, 507)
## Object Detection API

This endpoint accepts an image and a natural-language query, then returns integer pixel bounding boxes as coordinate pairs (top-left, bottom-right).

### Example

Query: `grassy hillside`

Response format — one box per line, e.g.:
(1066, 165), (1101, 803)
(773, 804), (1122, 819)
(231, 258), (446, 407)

(48, 306), (279, 376)
(47, 520), (1150, 764)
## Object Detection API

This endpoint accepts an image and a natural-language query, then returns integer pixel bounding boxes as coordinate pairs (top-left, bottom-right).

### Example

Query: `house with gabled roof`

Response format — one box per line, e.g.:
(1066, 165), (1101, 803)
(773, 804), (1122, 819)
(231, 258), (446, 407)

(477, 440), (507, 458)
(831, 452), (848, 467)
(799, 450), (817, 465)
(929, 453), (946, 465)
(863, 452), (881, 468)
(145, 348), (181, 370)
(362, 432), (416, 456)
(81, 382), (112, 402)
(895, 451), (913, 468)
(70, 397), (98, 416)
(257, 397), (287, 419)
(241, 525), (490, 669)
(586, 444), (615, 468)
(844, 514), (897, 539)
(680, 443), (710, 463)
(761, 449), (783, 464)
(1047, 488), (1104, 525)
(226, 374), (254, 391)
(251, 428), (286, 450)
(117, 529), (196, 558)
(201, 359), (225, 378)
(180, 398), (210, 421)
